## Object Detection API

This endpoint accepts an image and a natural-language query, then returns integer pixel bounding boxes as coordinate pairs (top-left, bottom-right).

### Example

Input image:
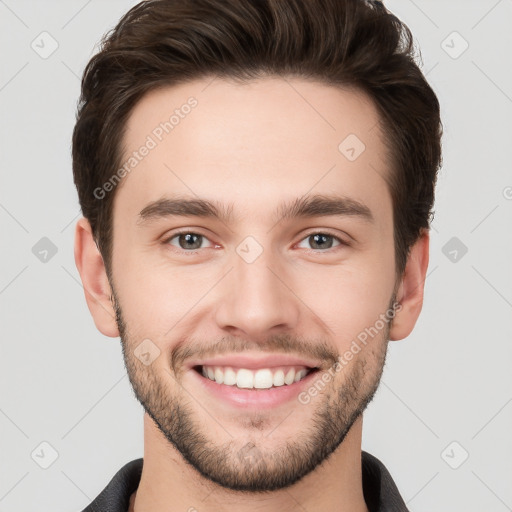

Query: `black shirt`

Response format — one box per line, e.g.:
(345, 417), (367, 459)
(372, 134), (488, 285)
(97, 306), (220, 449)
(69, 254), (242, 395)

(81, 450), (409, 511)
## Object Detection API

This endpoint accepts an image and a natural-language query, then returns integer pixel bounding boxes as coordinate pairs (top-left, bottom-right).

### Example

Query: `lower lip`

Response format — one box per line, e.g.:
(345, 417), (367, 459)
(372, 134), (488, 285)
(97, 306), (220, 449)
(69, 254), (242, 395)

(189, 368), (320, 409)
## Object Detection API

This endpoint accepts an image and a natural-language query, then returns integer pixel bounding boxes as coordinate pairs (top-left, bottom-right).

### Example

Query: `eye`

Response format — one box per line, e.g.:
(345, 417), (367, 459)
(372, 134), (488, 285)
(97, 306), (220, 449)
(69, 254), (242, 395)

(164, 231), (216, 252)
(162, 230), (349, 255)
(296, 232), (347, 252)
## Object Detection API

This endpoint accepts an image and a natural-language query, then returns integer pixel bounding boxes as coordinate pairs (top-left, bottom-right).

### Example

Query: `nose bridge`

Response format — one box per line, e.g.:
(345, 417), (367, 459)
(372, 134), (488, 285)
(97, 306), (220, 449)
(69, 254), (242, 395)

(214, 239), (299, 336)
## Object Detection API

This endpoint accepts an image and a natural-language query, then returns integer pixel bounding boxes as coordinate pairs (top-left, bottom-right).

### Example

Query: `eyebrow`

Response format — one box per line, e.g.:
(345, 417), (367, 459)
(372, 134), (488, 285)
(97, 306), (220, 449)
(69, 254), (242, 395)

(137, 194), (374, 226)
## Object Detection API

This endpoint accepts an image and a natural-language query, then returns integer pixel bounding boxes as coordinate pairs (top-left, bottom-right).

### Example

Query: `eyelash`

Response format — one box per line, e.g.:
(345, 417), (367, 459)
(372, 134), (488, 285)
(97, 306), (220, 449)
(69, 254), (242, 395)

(162, 229), (350, 255)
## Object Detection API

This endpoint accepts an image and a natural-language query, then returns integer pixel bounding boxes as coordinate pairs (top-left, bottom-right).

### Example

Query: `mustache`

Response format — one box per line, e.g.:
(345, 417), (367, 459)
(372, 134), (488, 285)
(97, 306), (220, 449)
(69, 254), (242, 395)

(170, 334), (339, 374)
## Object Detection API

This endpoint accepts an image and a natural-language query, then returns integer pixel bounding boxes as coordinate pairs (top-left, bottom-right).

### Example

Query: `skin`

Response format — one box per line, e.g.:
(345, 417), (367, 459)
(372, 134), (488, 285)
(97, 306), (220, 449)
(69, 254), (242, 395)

(74, 76), (429, 512)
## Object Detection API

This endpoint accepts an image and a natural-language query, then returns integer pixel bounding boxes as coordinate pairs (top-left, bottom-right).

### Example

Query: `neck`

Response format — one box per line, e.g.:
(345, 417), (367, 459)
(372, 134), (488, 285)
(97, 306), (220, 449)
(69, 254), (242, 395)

(129, 413), (369, 512)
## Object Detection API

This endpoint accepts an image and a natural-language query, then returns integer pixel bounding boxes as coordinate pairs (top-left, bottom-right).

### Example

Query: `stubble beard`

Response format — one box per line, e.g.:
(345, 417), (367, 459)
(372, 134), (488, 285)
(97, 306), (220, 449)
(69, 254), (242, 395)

(112, 290), (392, 492)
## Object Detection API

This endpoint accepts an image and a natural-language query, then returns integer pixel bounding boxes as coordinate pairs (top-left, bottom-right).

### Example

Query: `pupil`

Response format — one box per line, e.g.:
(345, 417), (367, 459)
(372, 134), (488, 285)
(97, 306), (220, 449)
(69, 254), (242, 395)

(181, 233), (201, 249)
(311, 234), (332, 249)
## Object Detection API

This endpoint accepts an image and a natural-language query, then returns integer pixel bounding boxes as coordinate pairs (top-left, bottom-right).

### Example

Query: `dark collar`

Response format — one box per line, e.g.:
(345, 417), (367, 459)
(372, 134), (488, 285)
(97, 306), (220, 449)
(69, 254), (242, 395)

(361, 451), (410, 511)
(81, 451), (409, 512)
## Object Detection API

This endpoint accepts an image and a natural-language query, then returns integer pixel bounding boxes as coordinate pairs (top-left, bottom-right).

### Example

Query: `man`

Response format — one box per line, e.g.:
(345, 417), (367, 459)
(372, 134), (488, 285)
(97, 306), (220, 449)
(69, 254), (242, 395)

(72, 0), (442, 510)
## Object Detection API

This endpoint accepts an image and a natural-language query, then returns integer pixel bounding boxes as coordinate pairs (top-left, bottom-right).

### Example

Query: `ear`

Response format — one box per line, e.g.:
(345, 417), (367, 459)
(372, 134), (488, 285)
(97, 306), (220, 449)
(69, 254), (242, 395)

(389, 229), (430, 341)
(74, 217), (119, 338)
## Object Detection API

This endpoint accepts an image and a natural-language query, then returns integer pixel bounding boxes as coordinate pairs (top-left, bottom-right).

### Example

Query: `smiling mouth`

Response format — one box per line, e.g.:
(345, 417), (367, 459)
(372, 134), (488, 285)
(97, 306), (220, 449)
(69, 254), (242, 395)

(193, 365), (319, 390)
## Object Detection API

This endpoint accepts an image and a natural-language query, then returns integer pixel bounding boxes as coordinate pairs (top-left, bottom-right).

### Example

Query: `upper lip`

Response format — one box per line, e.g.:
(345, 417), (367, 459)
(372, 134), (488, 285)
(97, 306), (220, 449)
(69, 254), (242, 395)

(188, 353), (322, 370)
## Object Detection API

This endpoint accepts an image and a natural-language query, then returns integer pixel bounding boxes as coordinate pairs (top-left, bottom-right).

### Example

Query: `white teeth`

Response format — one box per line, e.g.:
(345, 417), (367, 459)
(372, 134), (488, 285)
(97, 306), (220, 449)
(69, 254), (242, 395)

(200, 365), (312, 389)
(273, 370), (285, 387)
(223, 367), (237, 386)
(294, 369), (307, 382)
(284, 368), (295, 385)
(236, 368), (254, 389)
(214, 367), (223, 384)
(254, 369), (273, 389)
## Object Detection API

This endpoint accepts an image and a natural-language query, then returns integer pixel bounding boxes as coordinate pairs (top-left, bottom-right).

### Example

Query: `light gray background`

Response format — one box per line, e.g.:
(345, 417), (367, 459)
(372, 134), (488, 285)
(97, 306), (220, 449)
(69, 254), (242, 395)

(1, 1), (511, 511)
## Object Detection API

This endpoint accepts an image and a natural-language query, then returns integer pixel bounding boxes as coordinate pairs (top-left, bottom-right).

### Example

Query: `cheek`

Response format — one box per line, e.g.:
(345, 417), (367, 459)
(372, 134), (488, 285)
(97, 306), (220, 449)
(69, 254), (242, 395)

(293, 252), (395, 341)
(113, 255), (211, 338)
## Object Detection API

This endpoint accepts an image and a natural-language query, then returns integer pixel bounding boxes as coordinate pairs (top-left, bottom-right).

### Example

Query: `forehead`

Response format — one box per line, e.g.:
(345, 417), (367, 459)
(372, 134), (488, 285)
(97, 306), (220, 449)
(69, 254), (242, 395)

(114, 76), (392, 226)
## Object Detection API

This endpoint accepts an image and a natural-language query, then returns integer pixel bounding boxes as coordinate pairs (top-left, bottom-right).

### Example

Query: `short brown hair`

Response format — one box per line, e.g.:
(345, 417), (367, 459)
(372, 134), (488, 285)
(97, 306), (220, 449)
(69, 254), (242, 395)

(72, 0), (442, 278)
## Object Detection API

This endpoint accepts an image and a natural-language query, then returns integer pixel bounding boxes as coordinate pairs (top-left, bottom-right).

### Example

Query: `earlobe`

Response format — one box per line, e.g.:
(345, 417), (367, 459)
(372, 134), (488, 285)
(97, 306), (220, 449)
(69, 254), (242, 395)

(74, 217), (119, 338)
(389, 229), (430, 341)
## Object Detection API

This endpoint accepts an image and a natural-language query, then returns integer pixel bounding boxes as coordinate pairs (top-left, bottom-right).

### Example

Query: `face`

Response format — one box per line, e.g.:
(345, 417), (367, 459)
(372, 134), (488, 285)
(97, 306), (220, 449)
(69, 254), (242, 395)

(107, 77), (399, 491)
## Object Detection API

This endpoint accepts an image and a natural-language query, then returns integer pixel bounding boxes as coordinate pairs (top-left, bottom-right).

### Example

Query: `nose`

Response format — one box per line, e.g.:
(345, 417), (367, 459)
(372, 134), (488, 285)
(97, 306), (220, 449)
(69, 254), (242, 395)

(213, 247), (300, 341)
